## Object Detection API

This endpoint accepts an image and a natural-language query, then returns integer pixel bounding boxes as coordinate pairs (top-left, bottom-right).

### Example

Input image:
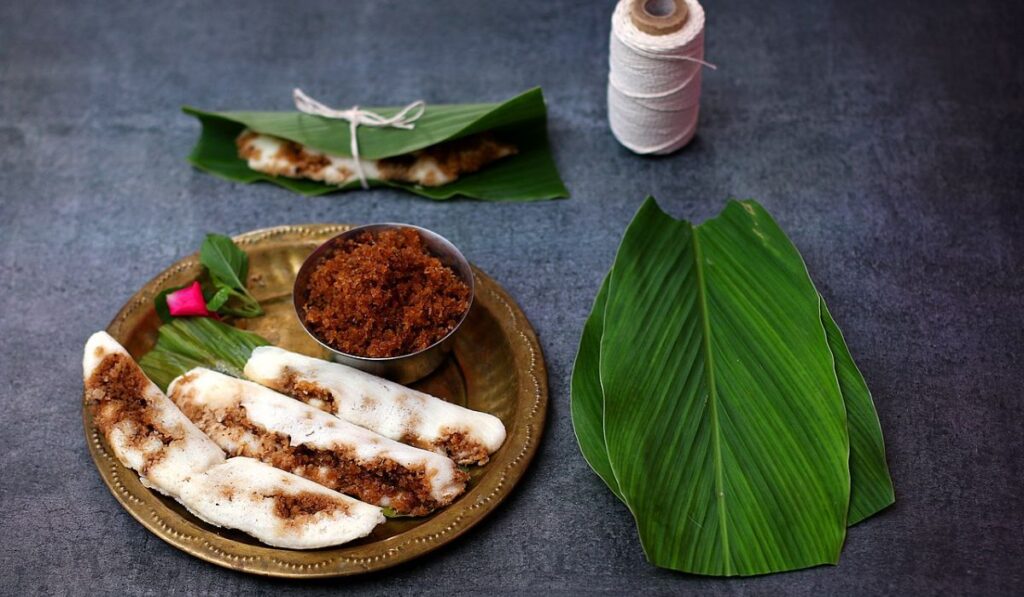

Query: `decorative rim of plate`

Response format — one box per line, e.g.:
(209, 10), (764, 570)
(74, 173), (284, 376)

(82, 223), (549, 577)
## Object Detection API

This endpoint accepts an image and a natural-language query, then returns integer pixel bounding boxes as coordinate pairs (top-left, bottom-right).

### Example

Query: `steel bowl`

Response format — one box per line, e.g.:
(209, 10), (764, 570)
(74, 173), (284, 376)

(293, 223), (475, 384)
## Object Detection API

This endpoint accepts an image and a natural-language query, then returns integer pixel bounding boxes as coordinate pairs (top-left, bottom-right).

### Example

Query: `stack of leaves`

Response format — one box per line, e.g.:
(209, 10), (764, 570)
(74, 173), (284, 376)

(184, 87), (567, 201)
(139, 317), (269, 391)
(571, 198), (894, 576)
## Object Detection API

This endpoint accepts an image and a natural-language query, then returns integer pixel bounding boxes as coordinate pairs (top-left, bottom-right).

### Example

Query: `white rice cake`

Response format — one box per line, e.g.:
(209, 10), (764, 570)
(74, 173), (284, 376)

(169, 368), (466, 516)
(83, 332), (225, 497)
(245, 346), (507, 465)
(83, 333), (384, 549)
(178, 457), (384, 549)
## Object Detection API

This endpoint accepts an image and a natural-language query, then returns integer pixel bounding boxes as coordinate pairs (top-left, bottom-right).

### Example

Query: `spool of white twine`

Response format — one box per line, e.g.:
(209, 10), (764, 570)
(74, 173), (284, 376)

(608, 0), (714, 155)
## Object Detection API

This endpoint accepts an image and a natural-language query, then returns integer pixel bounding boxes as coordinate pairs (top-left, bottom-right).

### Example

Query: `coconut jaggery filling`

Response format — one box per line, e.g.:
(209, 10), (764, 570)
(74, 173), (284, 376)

(435, 429), (492, 466)
(278, 370), (336, 412)
(301, 227), (471, 358)
(399, 429), (491, 466)
(85, 354), (181, 473)
(177, 400), (464, 516)
(272, 491), (349, 521)
(377, 133), (517, 185)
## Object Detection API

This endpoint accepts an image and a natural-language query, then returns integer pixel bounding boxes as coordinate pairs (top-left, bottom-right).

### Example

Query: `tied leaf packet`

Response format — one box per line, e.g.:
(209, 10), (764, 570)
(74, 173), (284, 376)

(183, 87), (568, 202)
(571, 198), (894, 577)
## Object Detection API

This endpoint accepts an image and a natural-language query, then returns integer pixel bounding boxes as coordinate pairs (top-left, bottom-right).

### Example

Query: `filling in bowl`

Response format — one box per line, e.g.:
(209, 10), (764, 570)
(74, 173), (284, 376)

(301, 227), (471, 358)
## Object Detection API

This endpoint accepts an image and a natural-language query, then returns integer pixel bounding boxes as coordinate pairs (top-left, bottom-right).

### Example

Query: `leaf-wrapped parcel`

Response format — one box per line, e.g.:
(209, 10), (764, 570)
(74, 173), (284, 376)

(183, 87), (567, 202)
(571, 198), (894, 576)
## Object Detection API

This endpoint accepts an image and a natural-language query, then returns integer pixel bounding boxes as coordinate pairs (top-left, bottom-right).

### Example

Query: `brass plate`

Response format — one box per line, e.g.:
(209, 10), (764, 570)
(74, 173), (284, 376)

(82, 224), (548, 577)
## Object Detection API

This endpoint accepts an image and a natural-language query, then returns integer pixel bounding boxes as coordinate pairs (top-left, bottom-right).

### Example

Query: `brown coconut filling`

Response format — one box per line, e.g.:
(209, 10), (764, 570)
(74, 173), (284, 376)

(434, 429), (492, 466)
(175, 399), (464, 516)
(272, 491), (350, 522)
(377, 133), (518, 185)
(398, 430), (491, 466)
(278, 372), (336, 412)
(85, 353), (183, 474)
(214, 479), (351, 520)
(273, 372), (493, 466)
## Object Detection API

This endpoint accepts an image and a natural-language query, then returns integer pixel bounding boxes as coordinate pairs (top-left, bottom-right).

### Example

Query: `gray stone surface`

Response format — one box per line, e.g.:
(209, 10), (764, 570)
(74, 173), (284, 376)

(1, 0), (1022, 594)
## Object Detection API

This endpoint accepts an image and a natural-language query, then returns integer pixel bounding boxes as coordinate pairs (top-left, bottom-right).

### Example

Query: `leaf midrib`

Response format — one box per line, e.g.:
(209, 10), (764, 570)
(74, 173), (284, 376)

(691, 226), (731, 575)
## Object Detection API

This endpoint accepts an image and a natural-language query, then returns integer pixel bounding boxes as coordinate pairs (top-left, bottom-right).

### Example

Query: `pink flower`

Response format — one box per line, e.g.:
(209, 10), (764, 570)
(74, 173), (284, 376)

(166, 281), (214, 318)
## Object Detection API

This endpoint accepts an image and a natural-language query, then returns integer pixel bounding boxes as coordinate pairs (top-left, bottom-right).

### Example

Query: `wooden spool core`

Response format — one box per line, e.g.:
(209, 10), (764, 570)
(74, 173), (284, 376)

(630, 0), (689, 36)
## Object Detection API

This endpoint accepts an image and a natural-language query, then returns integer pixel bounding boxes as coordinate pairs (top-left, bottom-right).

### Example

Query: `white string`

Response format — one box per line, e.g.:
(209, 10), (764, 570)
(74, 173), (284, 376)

(608, 0), (715, 155)
(293, 88), (426, 188)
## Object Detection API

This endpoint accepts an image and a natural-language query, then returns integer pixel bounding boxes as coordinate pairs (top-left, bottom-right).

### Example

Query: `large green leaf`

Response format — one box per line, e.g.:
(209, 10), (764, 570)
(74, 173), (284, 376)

(571, 288), (895, 528)
(571, 199), (894, 574)
(183, 87), (568, 201)
(598, 198), (852, 576)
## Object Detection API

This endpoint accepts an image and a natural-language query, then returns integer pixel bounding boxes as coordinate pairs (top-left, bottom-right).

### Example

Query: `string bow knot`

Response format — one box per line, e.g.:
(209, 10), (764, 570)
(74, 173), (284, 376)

(293, 88), (426, 188)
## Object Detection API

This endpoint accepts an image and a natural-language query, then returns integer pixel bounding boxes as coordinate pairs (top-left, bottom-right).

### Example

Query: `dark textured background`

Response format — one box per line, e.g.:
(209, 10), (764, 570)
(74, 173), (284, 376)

(1, 0), (1022, 594)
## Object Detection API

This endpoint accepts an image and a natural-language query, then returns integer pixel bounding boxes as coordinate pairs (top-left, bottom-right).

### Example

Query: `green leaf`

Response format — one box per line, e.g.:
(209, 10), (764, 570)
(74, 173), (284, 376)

(379, 505), (424, 519)
(571, 200), (895, 574)
(139, 317), (270, 391)
(820, 300), (895, 524)
(182, 88), (568, 202)
(570, 274), (623, 501)
(594, 198), (858, 576)
(200, 233), (248, 289)
(199, 234), (263, 317)
(208, 286), (262, 318)
(138, 350), (208, 392)
(205, 286), (232, 312)
(572, 292), (895, 529)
